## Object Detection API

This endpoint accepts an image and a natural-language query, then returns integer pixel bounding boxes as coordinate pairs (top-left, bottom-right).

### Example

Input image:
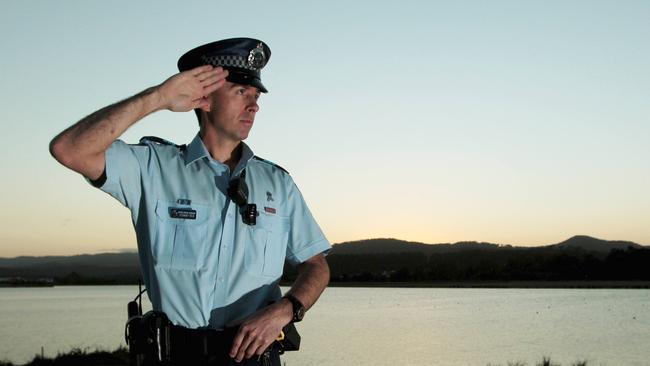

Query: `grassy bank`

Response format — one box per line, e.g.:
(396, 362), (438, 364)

(2, 349), (594, 366)
(0, 347), (128, 366)
(487, 357), (588, 366)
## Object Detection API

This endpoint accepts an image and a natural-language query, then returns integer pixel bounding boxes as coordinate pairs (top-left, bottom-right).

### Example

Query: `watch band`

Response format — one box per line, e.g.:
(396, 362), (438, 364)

(284, 294), (305, 323)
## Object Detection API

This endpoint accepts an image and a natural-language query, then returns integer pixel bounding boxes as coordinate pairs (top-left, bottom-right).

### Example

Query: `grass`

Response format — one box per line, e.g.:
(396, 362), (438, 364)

(3, 350), (590, 366)
(2, 347), (129, 366)
(487, 357), (590, 366)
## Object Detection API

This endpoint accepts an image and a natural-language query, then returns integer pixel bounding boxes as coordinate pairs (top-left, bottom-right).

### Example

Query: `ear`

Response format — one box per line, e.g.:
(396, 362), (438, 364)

(198, 97), (211, 112)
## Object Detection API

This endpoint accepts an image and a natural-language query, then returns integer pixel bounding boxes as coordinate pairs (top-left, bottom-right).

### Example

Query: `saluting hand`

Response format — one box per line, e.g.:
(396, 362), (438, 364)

(156, 65), (229, 113)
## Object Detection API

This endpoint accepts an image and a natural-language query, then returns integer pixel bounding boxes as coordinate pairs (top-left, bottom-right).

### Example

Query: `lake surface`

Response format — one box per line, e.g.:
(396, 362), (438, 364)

(0, 286), (648, 365)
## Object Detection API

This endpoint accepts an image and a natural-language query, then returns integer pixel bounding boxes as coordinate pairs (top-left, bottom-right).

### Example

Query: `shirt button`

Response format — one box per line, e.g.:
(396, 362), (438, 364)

(218, 277), (225, 283)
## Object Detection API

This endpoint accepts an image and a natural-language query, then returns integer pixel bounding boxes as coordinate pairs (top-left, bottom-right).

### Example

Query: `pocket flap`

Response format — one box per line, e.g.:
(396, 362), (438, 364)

(257, 212), (290, 232)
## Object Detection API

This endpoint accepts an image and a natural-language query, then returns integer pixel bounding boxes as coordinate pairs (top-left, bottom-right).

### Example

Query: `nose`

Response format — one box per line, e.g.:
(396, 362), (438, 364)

(246, 97), (259, 113)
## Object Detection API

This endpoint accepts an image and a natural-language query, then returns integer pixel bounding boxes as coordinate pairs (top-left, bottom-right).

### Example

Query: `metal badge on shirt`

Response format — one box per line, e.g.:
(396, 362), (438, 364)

(169, 199), (196, 219)
(169, 207), (197, 220)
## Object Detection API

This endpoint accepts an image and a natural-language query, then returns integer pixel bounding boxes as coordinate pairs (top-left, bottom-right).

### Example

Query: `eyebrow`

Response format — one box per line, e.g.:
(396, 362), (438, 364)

(229, 84), (260, 93)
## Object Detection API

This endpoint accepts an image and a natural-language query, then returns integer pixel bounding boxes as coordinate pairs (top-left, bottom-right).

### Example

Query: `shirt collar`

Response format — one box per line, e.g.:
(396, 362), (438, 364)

(184, 134), (255, 175)
(184, 133), (209, 165)
(233, 142), (255, 177)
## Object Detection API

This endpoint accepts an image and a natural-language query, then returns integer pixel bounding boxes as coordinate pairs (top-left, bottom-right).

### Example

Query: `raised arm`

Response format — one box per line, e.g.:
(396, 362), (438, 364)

(49, 65), (228, 180)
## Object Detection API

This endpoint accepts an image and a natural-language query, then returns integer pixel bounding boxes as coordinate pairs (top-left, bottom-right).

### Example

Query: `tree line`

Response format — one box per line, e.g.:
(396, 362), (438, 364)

(4, 244), (648, 285)
(312, 246), (650, 283)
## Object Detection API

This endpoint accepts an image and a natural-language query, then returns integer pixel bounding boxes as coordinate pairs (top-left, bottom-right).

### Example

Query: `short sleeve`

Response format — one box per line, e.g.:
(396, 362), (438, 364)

(86, 139), (148, 209)
(284, 179), (331, 266)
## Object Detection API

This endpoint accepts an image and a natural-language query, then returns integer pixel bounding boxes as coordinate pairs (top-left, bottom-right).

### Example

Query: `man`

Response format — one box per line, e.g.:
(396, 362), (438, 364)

(50, 38), (330, 365)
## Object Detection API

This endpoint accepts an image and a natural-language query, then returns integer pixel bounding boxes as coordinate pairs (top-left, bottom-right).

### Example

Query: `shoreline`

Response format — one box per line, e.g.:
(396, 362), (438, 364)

(0, 347), (596, 366)
(2, 280), (649, 289)
(326, 280), (650, 288)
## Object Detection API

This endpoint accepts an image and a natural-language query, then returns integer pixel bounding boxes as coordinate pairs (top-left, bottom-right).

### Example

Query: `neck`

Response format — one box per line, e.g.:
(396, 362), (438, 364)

(200, 129), (242, 172)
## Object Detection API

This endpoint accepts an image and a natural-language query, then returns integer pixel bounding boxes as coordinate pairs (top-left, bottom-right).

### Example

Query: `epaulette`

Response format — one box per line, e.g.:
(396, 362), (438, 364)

(139, 136), (186, 150)
(253, 155), (289, 174)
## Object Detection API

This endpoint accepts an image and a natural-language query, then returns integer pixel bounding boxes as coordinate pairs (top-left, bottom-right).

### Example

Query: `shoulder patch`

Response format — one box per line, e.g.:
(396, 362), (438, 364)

(139, 136), (186, 150)
(253, 155), (289, 174)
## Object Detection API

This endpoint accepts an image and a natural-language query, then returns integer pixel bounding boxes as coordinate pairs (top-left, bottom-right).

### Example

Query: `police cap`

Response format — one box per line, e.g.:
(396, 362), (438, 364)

(177, 38), (271, 93)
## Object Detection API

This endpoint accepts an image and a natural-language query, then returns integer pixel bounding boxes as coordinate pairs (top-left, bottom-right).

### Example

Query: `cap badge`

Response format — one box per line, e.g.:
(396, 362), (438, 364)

(247, 42), (266, 70)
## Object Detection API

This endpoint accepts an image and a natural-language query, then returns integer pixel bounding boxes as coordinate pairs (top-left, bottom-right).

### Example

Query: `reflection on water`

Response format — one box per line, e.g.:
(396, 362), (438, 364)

(1, 286), (649, 365)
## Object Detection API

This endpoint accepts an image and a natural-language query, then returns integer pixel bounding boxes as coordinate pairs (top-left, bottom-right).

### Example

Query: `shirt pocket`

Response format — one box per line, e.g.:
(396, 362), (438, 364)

(153, 200), (211, 271)
(244, 212), (290, 278)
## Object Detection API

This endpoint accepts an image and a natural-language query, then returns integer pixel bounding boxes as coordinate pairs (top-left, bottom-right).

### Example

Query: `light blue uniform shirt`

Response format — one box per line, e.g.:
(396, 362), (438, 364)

(93, 134), (330, 329)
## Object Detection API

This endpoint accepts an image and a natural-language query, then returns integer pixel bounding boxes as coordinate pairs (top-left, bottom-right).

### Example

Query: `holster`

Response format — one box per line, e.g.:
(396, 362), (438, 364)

(125, 311), (172, 366)
(276, 322), (301, 354)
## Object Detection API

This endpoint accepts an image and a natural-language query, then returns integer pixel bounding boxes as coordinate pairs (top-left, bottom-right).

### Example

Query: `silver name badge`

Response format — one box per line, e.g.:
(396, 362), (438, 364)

(169, 207), (197, 220)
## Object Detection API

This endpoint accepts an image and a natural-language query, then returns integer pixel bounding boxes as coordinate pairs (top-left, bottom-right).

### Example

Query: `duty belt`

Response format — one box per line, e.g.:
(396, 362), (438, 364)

(168, 323), (239, 358)
(126, 311), (285, 366)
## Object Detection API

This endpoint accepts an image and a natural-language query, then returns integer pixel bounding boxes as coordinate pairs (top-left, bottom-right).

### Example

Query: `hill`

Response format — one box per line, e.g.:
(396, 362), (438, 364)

(552, 235), (642, 252)
(329, 238), (502, 255)
(329, 235), (644, 255)
(1, 236), (648, 284)
(0, 252), (141, 283)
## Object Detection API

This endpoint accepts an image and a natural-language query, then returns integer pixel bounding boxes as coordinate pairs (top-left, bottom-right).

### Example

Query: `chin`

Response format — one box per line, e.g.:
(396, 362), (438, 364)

(239, 129), (252, 140)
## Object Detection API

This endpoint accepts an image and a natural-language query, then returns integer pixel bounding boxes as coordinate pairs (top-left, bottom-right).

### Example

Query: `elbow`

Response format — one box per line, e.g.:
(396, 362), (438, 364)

(50, 134), (89, 173)
(49, 135), (74, 168)
(49, 136), (62, 160)
(323, 259), (331, 286)
(49, 133), (105, 180)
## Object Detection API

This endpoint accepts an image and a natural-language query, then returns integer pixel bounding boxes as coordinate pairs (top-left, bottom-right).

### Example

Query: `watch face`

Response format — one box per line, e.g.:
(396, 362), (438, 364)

(295, 306), (305, 321)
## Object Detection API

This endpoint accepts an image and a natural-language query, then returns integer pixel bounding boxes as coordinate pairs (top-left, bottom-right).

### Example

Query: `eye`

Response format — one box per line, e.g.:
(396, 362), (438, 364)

(237, 88), (246, 95)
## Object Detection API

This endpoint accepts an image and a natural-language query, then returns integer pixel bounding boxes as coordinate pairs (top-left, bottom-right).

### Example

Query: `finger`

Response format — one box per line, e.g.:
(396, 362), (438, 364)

(229, 328), (245, 358)
(190, 65), (213, 76)
(202, 78), (227, 95)
(200, 71), (228, 85)
(243, 344), (257, 360)
(254, 342), (270, 358)
(236, 334), (255, 362)
(197, 67), (228, 83)
(196, 67), (222, 82)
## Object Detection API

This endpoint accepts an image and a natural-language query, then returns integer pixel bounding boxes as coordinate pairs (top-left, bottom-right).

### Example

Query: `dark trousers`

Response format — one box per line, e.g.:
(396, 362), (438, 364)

(168, 345), (281, 366)
(137, 344), (281, 366)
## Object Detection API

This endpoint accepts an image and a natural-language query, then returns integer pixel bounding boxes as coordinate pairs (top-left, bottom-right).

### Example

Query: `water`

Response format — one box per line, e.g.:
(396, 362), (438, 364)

(1, 286), (649, 365)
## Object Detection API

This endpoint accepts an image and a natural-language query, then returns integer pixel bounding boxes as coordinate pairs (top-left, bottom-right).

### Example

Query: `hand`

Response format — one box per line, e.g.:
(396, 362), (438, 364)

(229, 300), (293, 362)
(156, 65), (228, 112)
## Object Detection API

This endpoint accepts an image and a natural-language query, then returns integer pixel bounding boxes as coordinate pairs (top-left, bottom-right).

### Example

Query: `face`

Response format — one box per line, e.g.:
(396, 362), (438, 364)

(204, 82), (261, 143)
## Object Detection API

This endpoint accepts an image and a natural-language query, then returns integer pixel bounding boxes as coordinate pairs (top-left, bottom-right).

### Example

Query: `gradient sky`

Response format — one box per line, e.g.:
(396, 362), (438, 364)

(1, 1), (648, 257)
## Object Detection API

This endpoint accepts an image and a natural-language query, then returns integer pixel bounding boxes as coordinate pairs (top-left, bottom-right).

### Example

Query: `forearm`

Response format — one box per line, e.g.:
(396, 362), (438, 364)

(285, 253), (330, 311)
(50, 65), (228, 180)
(49, 87), (164, 179)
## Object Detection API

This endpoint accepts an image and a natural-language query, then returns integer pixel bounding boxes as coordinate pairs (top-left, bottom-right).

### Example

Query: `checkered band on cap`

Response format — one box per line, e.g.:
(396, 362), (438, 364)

(202, 55), (259, 71)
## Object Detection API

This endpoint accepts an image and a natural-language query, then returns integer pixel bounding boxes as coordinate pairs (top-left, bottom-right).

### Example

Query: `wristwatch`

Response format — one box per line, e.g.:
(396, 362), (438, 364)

(283, 294), (305, 323)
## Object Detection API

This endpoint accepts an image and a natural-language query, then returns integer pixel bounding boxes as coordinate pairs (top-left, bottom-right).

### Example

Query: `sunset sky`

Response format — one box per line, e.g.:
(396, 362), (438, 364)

(1, 1), (648, 257)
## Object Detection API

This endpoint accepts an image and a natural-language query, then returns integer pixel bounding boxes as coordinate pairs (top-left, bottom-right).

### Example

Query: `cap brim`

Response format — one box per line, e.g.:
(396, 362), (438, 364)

(226, 69), (268, 93)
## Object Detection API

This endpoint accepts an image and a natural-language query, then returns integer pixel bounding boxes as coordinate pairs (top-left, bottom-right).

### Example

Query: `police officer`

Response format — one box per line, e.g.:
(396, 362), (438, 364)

(50, 38), (331, 365)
